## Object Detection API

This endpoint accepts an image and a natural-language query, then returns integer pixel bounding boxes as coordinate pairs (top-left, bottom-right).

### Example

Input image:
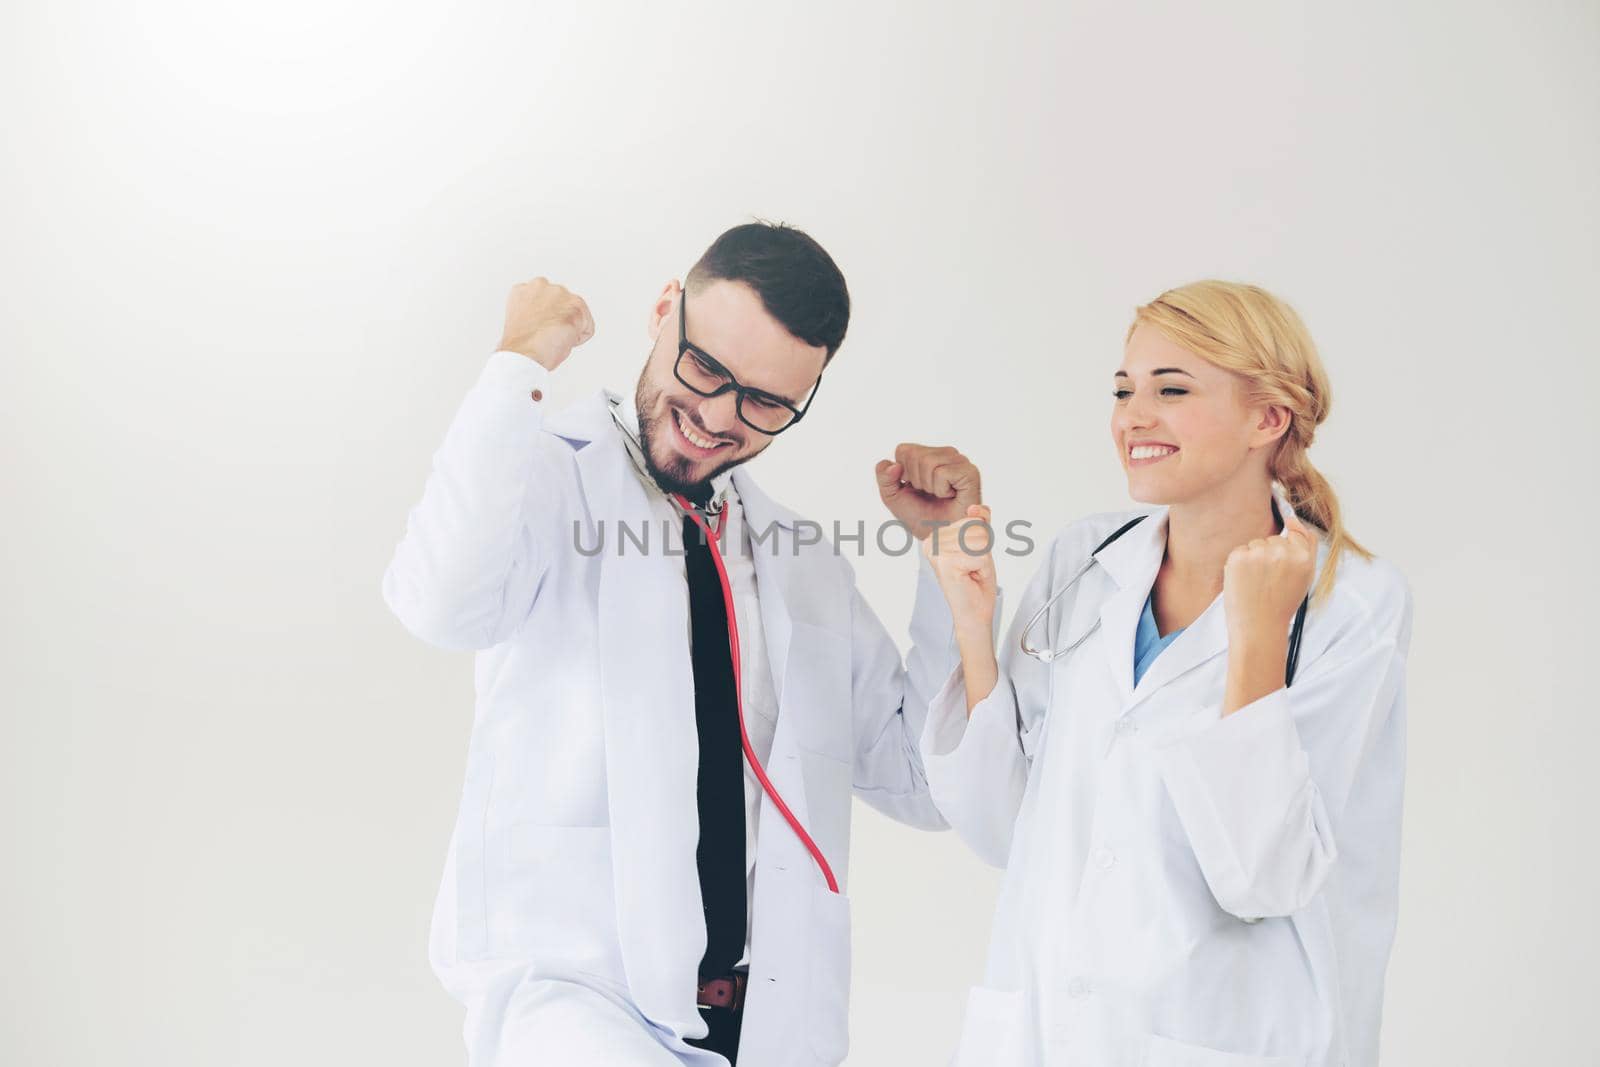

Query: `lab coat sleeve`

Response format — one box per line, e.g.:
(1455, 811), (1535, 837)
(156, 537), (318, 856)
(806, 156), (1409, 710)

(918, 535), (1060, 868)
(1150, 565), (1414, 920)
(381, 351), (569, 651)
(843, 554), (968, 831)
(919, 660), (1028, 868)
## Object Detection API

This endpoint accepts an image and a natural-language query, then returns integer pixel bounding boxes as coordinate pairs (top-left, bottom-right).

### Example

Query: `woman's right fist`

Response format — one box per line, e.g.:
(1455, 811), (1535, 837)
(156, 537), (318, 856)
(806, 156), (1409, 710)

(921, 503), (999, 630)
(499, 278), (595, 371)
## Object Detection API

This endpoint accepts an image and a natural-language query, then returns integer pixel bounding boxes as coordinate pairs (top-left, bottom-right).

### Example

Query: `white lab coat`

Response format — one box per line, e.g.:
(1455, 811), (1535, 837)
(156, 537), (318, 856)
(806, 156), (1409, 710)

(382, 352), (957, 1066)
(922, 485), (1412, 1067)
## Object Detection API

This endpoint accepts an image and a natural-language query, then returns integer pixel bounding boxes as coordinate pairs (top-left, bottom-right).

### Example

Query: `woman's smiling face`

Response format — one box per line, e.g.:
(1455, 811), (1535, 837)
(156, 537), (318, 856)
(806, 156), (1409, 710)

(1111, 324), (1268, 505)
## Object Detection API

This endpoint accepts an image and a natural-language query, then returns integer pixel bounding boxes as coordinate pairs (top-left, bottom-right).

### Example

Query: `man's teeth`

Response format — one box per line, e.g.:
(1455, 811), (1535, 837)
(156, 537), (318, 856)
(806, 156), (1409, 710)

(677, 409), (723, 450)
(1130, 445), (1177, 460)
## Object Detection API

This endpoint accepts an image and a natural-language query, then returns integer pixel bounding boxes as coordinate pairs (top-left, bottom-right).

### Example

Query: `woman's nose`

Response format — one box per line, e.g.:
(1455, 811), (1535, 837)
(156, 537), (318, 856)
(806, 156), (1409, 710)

(1115, 395), (1156, 429)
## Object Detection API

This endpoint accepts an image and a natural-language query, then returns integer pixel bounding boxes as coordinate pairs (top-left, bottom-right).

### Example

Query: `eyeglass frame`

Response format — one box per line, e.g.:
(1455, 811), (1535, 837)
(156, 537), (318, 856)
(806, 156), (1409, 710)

(674, 289), (823, 436)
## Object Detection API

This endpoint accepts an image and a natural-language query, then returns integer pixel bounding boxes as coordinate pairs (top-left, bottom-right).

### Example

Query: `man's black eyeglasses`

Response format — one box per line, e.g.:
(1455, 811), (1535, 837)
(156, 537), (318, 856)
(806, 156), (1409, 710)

(674, 290), (822, 435)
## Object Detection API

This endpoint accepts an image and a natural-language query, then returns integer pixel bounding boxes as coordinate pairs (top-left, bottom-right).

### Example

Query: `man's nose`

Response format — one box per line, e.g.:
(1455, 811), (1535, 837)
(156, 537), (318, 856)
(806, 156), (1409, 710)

(697, 391), (741, 436)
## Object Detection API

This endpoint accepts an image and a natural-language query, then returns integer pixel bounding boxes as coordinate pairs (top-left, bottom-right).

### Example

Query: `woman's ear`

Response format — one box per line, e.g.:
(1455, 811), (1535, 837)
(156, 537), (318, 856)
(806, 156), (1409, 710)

(1253, 403), (1293, 448)
(647, 279), (682, 341)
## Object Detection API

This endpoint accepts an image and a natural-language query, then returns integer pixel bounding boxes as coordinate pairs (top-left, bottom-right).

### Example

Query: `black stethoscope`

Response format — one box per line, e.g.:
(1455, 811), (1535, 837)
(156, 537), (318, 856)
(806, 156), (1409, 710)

(1019, 505), (1310, 687)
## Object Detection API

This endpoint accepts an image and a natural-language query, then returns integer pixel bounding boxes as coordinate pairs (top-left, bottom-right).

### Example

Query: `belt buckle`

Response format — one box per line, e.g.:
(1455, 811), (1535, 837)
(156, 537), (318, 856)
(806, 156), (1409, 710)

(696, 971), (747, 1012)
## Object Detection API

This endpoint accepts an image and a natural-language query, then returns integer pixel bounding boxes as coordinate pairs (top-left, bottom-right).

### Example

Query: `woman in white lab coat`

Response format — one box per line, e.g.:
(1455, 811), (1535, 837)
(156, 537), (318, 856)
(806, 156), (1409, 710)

(920, 280), (1412, 1067)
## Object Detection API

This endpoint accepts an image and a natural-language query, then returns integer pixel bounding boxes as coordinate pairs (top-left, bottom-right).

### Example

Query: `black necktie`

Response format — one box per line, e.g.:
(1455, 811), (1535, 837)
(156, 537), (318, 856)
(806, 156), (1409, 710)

(682, 510), (747, 978)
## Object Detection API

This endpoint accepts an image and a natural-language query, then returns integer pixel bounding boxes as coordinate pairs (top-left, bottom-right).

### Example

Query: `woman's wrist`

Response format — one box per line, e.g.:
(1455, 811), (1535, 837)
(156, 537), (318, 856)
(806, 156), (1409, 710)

(953, 613), (995, 648)
(1222, 627), (1290, 715)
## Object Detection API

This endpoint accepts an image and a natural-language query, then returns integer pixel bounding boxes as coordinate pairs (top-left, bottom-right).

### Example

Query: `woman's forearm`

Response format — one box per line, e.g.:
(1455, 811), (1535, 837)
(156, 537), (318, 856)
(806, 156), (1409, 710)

(955, 619), (1000, 717)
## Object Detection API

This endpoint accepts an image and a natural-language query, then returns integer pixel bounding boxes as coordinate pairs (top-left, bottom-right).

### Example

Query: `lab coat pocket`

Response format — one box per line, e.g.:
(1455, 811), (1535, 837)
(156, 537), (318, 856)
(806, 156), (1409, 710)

(952, 985), (1027, 1066)
(806, 884), (852, 1064)
(1143, 1033), (1302, 1067)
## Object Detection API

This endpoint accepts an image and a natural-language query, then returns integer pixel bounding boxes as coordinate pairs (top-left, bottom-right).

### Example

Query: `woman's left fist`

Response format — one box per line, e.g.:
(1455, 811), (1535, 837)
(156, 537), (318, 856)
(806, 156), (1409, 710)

(1222, 507), (1317, 638)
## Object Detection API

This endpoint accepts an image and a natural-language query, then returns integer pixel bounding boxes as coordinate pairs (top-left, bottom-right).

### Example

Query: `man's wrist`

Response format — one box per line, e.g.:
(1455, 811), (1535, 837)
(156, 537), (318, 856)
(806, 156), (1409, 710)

(497, 341), (566, 372)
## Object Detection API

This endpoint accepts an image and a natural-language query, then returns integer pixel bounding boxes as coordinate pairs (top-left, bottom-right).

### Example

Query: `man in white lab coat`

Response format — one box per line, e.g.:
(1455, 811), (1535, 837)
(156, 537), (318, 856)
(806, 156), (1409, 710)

(383, 222), (981, 1066)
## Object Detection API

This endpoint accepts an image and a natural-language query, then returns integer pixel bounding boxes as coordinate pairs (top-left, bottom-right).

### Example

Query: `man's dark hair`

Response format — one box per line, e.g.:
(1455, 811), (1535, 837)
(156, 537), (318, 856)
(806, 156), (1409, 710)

(685, 221), (850, 363)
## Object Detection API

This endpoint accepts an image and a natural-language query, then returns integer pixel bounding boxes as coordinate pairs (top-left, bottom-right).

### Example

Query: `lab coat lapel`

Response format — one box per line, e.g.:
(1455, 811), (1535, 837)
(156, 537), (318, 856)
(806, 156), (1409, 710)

(1094, 507), (1167, 709)
(579, 417), (704, 1033)
(731, 468), (794, 709)
(729, 468), (812, 825)
(1129, 593), (1229, 703)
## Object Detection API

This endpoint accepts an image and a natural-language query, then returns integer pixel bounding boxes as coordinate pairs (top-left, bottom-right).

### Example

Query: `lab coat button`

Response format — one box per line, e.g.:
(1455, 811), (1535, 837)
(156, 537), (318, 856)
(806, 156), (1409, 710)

(1091, 846), (1115, 870)
(1066, 976), (1092, 999)
(530, 388), (544, 402)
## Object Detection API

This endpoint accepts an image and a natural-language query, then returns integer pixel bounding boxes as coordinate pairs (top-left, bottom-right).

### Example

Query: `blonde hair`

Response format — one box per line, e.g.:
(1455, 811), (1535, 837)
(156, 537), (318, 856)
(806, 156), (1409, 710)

(1129, 279), (1372, 603)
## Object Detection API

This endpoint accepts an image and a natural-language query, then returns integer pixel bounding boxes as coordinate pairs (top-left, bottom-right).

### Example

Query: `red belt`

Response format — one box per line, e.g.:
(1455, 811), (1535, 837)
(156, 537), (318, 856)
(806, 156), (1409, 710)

(696, 971), (748, 1012)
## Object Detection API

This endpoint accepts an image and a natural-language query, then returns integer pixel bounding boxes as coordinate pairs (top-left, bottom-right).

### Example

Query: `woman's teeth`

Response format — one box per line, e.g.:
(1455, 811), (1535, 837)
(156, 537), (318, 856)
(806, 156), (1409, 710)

(1130, 444), (1177, 460)
(676, 408), (725, 450)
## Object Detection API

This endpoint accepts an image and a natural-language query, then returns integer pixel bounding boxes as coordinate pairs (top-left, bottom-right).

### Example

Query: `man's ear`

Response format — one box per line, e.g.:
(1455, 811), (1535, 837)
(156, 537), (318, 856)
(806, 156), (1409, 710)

(647, 279), (682, 341)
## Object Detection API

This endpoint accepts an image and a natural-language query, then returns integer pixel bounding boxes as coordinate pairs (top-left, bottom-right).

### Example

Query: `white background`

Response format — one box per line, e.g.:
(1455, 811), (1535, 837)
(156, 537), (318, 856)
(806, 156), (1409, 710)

(3, 1), (1597, 1064)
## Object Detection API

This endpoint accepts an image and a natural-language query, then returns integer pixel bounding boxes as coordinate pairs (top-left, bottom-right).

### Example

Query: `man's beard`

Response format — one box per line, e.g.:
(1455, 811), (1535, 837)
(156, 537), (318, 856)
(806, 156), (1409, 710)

(633, 377), (747, 502)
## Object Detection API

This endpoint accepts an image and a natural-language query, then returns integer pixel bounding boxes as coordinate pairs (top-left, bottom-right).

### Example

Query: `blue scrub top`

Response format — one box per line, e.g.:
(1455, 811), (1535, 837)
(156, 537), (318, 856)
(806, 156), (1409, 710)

(1133, 590), (1185, 686)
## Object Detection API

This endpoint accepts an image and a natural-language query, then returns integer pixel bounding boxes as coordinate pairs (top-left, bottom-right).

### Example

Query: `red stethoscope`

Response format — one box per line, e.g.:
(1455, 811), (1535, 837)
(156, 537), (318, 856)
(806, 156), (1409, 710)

(672, 492), (840, 894)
